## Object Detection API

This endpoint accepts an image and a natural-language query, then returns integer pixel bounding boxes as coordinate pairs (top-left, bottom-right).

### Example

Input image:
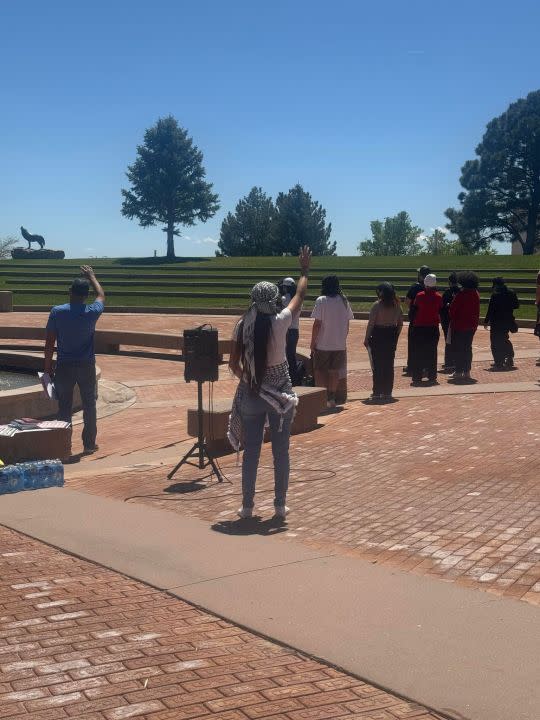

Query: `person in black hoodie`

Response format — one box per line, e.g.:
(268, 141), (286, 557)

(440, 272), (460, 372)
(484, 277), (520, 370)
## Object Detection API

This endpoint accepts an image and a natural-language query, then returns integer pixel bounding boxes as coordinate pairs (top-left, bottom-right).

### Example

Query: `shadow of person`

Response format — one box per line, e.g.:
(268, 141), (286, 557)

(211, 516), (288, 537)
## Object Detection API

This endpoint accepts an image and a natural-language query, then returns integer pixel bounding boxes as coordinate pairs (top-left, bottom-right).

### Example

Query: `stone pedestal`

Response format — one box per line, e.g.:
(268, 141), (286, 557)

(11, 248), (65, 260)
(0, 292), (13, 312)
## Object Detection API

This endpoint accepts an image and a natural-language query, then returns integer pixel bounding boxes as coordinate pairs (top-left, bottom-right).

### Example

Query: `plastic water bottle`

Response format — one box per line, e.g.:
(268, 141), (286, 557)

(53, 461), (64, 487)
(20, 463), (34, 490)
(0, 466), (9, 495)
(4, 465), (23, 493)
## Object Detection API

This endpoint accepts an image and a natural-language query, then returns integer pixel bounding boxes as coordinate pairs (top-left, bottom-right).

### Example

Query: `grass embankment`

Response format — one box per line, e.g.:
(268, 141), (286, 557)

(0, 255), (538, 318)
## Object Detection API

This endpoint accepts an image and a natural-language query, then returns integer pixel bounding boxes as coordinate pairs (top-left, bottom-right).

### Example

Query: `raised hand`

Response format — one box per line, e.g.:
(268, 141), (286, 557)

(299, 245), (312, 272)
(80, 265), (95, 278)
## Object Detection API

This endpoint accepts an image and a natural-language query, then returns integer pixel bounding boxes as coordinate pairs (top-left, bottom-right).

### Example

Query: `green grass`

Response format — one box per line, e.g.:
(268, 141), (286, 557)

(2, 255), (538, 319)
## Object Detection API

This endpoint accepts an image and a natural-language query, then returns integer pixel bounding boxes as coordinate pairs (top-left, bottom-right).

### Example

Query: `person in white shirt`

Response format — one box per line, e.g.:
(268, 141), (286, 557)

(281, 277), (302, 385)
(229, 247), (311, 520)
(310, 275), (354, 408)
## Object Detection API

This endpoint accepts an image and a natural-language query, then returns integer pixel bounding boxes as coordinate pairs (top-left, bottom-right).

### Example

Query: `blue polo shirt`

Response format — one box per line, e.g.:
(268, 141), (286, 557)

(46, 301), (104, 364)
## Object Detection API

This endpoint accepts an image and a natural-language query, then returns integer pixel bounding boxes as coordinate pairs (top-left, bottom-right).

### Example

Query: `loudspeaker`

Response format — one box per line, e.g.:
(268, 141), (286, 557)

(184, 326), (219, 383)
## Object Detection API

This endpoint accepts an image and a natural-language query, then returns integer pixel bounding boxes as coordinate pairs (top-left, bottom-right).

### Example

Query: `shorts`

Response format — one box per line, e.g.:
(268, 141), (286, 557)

(312, 349), (346, 372)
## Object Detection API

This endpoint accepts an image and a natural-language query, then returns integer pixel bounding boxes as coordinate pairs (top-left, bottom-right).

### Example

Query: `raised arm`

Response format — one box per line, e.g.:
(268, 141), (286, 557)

(81, 265), (105, 304)
(287, 246), (311, 316)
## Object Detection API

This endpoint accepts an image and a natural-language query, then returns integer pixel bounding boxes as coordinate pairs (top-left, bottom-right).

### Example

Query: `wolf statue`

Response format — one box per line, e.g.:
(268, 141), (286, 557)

(20, 226), (45, 249)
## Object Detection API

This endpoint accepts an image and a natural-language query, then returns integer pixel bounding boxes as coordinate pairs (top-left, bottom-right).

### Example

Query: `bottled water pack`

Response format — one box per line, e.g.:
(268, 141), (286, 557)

(0, 460), (64, 495)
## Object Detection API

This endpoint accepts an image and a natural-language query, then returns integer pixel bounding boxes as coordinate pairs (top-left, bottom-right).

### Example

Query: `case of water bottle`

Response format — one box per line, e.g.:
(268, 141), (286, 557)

(0, 460), (64, 495)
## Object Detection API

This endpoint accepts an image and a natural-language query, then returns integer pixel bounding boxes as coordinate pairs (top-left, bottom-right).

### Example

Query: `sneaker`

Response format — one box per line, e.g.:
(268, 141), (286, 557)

(326, 399), (336, 409)
(274, 505), (289, 519)
(426, 379), (439, 386)
(448, 371), (463, 381)
(237, 507), (253, 519)
(410, 380), (423, 387)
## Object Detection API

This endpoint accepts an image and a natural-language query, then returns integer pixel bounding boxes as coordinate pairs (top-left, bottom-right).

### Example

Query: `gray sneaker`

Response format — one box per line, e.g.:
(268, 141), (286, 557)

(237, 507), (253, 519)
(274, 505), (289, 519)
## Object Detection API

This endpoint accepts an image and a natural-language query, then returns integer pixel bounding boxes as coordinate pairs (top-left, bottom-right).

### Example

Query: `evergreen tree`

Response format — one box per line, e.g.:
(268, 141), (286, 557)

(358, 211), (423, 256)
(216, 187), (275, 256)
(273, 184), (335, 256)
(121, 116), (219, 258)
(446, 90), (540, 255)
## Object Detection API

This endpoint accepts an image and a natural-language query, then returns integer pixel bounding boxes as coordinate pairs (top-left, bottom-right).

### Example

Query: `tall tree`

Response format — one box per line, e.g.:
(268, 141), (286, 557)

(273, 184), (335, 256)
(121, 116), (219, 258)
(216, 187), (275, 256)
(358, 211), (423, 256)
(446, 90), (540, 255)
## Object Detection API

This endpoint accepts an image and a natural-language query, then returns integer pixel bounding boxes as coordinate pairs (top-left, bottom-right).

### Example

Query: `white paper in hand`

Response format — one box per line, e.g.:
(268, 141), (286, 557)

(38, 372), (57, 400)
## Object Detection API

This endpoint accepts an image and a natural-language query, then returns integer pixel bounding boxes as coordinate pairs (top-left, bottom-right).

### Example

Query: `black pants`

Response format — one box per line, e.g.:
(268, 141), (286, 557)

(286, 328), (299, 385)
(370, 326), (399, 396)
(490, 328), (514, 366)
(441, 320), (455, 368)
(410, 326), (439, 381)
(451, 330), (475, 373)
(406, 322), (414, 370)
(55, 362), (98, 449)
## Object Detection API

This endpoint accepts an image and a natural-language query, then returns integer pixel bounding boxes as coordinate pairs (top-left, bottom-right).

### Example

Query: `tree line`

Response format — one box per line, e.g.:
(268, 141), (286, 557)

(121, 90), (540, 257)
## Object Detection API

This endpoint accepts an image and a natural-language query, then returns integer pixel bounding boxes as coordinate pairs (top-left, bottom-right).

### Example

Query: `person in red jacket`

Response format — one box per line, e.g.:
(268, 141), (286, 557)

(448, 271), (480, 382)
(410, 274), (442, 385)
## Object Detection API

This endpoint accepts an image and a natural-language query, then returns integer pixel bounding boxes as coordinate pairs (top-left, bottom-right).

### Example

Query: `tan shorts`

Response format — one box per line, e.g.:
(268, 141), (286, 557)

(312, 349), (346, 372)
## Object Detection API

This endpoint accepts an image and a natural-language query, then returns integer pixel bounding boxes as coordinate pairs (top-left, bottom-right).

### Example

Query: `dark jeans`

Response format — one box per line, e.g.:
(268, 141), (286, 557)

(451, 330), (475, 373)
(55, 362), (97, 449)
(369, 326), (399, 396)
(490, 328), (514, 366)
(286, 328), (299, 385)
(441, 319), (455, 368)
(410, 326), (439, 381)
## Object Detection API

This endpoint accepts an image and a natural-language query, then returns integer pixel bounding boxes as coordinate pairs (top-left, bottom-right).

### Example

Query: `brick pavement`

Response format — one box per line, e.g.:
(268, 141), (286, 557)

(37, 313), (536, 608)
(0, 525), (444, 719)
(2, 313), (539, 606)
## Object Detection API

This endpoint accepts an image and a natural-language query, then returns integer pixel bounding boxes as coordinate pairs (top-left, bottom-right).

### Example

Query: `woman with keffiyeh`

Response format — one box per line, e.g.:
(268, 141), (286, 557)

(229, 246), (312, 520)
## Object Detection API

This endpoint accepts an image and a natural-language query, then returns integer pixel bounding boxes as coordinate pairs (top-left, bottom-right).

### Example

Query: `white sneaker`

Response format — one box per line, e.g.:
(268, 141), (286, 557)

(274, 505), (289, 519)
(326, 399), (336, 409)
(237, 507), (253, 519)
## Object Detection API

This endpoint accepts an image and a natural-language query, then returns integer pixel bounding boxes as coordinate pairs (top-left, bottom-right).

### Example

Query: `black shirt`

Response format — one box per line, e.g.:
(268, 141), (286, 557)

(406, 282), (424, 320)
(441, 284), (460, 325)
(484, 289), (519, 330)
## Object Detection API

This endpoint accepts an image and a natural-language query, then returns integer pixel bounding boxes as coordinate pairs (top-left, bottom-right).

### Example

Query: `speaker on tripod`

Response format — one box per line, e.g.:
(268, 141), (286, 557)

(168, 325), (224, 482)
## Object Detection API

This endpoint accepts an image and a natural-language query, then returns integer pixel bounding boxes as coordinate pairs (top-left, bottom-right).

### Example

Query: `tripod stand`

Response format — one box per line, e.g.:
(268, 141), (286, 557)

(167, 381), (224, 482)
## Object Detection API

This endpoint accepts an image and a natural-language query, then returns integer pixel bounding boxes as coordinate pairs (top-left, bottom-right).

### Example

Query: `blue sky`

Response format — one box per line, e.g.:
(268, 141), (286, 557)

(1, 0), (539, 258)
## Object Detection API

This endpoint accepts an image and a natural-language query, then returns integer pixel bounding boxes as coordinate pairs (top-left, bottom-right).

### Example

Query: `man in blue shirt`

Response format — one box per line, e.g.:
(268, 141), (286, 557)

(44, 266), (105, 454)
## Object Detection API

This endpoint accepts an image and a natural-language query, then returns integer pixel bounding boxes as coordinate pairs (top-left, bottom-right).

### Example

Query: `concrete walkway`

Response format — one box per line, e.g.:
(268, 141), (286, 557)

(0, 488), (538, 720)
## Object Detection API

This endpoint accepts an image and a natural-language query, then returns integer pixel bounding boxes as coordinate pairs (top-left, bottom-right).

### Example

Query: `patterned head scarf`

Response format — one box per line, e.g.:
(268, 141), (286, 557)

(243, 282), (280, 386)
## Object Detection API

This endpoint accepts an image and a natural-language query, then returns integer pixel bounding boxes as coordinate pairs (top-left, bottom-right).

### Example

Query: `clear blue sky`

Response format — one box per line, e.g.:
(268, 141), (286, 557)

(2, 0), (539, 258)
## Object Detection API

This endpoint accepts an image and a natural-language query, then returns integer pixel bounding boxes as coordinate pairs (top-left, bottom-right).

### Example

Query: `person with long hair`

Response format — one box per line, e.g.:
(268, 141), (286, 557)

(363, 282), (403, 401)
(310, 275), (354, 408)
(484, 277), (519, 370)
(448, 271), (480, 382)
(403, 265), (431, 376)
(229, 246), (311, 520)
(280, 277), (302, 385)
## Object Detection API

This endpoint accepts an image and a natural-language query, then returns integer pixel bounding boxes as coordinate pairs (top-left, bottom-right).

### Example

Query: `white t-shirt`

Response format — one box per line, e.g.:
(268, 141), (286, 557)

(235, 308), (292, 369)
(282, 293), (302, 330)
(311, 295), (354, 351)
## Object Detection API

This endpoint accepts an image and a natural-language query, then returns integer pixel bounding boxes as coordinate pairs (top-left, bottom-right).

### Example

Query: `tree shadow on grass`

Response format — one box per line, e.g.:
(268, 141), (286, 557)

(212, 516), (288, 537)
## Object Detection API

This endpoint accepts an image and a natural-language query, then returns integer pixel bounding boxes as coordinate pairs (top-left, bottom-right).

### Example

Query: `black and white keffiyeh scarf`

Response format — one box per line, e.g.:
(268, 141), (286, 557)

(228, 362), (298, 452)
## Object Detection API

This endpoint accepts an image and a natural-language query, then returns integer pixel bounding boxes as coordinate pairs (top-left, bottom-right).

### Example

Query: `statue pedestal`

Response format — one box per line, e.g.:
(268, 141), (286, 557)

(11, 248), (65, 260)
(0, 292), (13, 312)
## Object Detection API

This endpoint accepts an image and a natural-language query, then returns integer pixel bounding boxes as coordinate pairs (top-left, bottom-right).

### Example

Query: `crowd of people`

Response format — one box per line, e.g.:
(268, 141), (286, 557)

(228, 253), (540, 519)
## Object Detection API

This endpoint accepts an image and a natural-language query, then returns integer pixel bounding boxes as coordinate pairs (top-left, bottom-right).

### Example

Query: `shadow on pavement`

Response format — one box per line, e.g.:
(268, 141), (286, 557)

(211, 517), (288, 537)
